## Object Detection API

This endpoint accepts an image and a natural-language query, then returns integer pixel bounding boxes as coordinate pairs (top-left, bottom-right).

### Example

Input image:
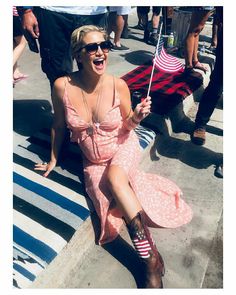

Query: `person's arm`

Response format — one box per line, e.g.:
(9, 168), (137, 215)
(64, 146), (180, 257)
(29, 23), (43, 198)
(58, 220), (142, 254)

(17, 6), (39, 38)
(34, 78), (67, 177)
(117, 78), (151, 131)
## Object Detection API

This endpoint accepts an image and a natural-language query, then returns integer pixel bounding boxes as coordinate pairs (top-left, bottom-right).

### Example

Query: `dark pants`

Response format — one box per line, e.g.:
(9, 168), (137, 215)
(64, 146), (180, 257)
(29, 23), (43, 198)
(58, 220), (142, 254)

(137, 7), (162, 15)
(13, 15), (24, 37)
(34, 7), (107, 89)
(195, 26), (223, 129)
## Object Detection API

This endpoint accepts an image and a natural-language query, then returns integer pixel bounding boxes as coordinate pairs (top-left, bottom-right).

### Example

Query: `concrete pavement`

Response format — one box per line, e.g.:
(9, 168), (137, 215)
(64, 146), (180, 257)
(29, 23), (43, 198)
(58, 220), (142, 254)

(13, 8), (223, 289)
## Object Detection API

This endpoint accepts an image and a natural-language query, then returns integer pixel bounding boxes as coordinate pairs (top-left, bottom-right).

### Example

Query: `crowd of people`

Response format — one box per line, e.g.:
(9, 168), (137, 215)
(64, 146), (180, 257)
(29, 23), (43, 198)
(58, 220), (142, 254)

(13, 6), (223, 288)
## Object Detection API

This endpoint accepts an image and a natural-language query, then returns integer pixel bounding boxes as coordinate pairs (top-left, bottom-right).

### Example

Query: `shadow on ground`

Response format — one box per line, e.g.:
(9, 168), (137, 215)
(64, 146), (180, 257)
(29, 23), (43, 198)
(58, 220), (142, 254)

(13, 99), (52, 136)
(151, 134), (222, 169)
(102, 235), (145, 288)
(121, 49), (153, 66)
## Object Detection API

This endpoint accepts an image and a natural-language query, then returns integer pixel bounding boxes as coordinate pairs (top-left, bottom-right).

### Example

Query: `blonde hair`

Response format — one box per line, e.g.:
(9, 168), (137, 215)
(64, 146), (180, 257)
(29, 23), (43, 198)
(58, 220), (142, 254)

(71, 25), (107, 59)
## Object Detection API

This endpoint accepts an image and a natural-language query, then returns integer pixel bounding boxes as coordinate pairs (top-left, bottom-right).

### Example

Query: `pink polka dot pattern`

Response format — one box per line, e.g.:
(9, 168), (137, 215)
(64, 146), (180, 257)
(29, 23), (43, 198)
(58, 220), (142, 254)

(62, 89), (193, 245)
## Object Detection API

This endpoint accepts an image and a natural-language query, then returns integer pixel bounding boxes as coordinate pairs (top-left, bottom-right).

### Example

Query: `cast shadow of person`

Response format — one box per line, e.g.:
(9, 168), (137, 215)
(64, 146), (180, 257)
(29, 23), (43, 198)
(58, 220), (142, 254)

(121, 50), (153, 66)
(13, 99), (53, 137)
(172, 115), (223, 138)
(151, 134), (222, 169)
(102, 233), (146, 288)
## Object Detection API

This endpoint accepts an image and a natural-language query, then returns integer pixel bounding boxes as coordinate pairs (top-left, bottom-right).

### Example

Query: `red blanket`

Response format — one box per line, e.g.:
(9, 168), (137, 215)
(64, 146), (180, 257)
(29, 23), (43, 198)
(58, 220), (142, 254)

(121, 61), (203, 115)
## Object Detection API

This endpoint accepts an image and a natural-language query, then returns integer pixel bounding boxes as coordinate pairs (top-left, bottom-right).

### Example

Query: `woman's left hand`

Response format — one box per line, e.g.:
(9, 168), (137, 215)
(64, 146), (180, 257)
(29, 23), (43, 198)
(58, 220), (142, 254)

(133, 96), (152, 122)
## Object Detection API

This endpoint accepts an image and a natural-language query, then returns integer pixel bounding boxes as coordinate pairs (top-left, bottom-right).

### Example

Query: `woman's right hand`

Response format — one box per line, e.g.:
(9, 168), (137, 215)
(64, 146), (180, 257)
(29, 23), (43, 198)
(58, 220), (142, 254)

(34, 160), (56, 178)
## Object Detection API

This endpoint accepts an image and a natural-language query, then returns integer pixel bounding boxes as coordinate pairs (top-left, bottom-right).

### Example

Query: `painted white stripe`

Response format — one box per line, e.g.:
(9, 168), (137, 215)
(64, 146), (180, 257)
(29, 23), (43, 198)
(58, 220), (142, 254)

(13, 243), (47, 268)
(14, 163), (90, 210)
(13, 210), (67, 253)
(14, 182), (84, 229)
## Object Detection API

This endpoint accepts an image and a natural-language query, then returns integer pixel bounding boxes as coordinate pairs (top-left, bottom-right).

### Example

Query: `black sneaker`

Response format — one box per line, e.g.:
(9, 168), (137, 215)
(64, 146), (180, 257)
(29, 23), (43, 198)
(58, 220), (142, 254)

(148, 33), (159, 46)
(214, 164), (223, 178)
(111, 44), (130, 51)
(134, 23), (145, 30)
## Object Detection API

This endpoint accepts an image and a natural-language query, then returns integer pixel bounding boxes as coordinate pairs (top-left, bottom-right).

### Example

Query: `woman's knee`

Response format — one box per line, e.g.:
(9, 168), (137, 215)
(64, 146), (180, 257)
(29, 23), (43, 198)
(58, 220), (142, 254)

(107, 165), (128, 192)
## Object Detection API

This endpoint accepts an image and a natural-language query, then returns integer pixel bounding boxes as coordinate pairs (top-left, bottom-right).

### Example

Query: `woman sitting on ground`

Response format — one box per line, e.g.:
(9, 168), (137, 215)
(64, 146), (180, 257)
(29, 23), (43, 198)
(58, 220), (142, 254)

(35, 25), (192, 288)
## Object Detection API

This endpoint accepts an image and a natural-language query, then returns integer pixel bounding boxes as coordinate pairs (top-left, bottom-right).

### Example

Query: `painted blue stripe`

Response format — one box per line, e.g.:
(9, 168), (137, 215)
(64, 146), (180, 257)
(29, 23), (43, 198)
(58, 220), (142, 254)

(13, 172), (90, 220)
(13, 245), (45, 269)
(139, 140), (148, 149)
(13, 262), (36, 281)
(13, 225), (57, 264)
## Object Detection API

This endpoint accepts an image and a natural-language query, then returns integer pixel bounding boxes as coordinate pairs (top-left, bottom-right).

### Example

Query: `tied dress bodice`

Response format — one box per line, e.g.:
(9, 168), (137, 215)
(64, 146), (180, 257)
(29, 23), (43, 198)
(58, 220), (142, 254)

(62, 87), (129, 164)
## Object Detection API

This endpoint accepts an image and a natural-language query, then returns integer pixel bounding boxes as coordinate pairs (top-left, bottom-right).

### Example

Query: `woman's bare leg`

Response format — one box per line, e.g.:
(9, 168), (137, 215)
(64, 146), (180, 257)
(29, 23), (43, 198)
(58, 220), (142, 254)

(185, 10), (213, 68)
(107, 164), (164, 288)
(107, 165), (142, 223)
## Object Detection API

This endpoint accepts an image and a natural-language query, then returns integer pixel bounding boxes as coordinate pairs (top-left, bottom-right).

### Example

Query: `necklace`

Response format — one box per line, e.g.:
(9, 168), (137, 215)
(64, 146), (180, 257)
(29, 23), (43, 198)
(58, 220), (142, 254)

(81, 78), (103, 136)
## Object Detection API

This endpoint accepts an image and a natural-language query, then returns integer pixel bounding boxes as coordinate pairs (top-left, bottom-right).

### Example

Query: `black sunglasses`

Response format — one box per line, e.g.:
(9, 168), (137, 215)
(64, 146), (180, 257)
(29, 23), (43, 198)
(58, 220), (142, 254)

(78, 40), (112, 55)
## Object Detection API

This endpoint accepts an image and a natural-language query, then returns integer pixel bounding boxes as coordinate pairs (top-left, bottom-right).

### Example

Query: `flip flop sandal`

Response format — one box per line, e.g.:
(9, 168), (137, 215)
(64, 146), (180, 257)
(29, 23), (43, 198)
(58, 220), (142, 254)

(193, 61), (208, 73)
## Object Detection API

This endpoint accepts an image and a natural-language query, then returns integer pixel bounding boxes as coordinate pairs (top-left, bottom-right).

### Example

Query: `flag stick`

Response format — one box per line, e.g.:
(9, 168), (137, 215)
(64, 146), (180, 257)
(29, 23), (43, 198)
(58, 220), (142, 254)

(147, 22), (163, 97)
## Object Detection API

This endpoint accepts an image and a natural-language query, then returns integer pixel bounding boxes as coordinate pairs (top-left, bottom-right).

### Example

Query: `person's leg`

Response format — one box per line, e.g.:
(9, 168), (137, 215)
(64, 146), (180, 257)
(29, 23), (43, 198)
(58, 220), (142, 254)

(194, 74), (223, 129)
(114, 14), (126, 46)
(192, 27), (223, 145)
(13, 35), (27, 79)
(136, 7), (144, 29)
(107, 164), (164, 288)
(148, 7), (161, 45)
(107, 11), (116, 37)
(107, 165), (142, 222)
(13, 15), (28, 81)
(109, 7), (130, 51)
(138, 7), (150, 42)
(13, 35), (27, 66)
(192, 10), (213, 72)
(34, 8), (74, 89)
(211, 11), (218, 48)
(184, 9), (212, 71)
(113, 7), (131, 48)
(152, 14), (160, 32)
(121, 15), (130, 39)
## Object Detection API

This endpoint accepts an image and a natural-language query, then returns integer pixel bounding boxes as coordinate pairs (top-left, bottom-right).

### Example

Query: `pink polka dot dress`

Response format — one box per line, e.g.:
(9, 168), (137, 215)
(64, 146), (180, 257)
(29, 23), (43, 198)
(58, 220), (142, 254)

(62, 84), (193, 245)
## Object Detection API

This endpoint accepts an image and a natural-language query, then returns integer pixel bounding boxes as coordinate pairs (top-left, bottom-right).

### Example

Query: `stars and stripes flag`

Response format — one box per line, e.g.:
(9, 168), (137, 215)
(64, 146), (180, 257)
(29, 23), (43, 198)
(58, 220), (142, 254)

(147, 22), (184, 97)
(153, 36), (184, 73)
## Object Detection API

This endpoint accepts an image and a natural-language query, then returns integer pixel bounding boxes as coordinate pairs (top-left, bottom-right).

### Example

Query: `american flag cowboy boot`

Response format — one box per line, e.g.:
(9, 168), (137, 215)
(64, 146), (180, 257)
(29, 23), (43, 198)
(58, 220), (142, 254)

(127, 211), (165, 288)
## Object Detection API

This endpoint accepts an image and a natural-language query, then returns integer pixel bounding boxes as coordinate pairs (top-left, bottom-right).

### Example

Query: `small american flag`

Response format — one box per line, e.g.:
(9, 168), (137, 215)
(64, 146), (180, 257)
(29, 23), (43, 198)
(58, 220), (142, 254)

(153, 36), (184, 73)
